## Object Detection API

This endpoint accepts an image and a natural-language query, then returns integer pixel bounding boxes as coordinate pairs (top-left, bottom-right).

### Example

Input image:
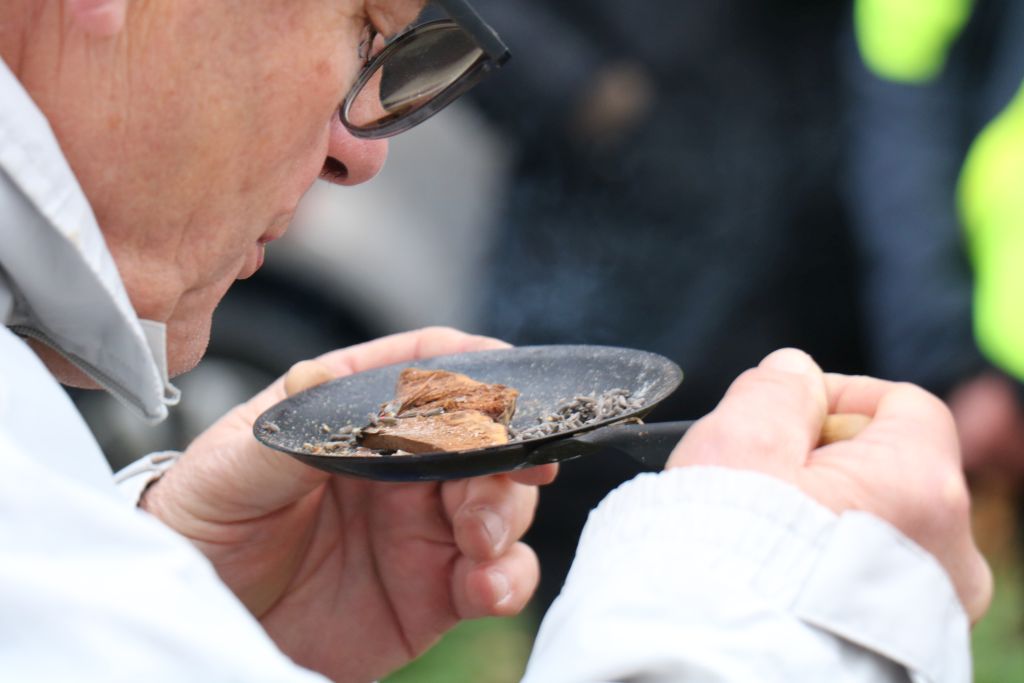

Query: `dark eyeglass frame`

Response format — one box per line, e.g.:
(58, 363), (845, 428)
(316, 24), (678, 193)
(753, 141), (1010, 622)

(341, 0), (510, 139)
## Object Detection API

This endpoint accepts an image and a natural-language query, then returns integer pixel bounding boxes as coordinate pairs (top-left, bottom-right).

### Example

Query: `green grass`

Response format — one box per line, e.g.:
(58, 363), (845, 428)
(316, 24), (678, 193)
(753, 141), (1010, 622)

(384, 562), (1024, 683)
(383, 614), (537, 683)
(973, 561), (1024, 683)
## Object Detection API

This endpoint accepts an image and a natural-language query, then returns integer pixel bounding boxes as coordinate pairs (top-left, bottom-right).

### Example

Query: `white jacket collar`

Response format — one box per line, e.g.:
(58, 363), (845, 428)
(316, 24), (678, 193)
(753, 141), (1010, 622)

(0, 58), (178, 422)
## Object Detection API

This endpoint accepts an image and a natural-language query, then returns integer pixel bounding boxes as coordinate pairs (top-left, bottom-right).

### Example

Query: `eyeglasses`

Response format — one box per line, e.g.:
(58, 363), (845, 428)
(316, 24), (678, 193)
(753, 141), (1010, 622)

(341, 0), (510, 139)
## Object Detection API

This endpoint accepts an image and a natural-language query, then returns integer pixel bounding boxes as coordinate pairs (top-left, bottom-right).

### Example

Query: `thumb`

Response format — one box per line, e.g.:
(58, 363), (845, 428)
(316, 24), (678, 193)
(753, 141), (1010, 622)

(668, 348), (828, 478)
(283, 359), (335, 397)
(163, 360), (335, 523)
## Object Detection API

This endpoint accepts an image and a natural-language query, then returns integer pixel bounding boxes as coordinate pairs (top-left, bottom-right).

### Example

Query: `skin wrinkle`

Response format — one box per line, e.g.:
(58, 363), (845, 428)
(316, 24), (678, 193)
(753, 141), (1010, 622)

(258, 485), (414, 663)
(245, 492), (327, 616)
(13, 7), (35, 74)
(111, 4), (142, 166)
(52, 3), (68, 82)
(391, 487), (461, 641)
(161, 470), (329, 614)
(368, 502), (421, 662)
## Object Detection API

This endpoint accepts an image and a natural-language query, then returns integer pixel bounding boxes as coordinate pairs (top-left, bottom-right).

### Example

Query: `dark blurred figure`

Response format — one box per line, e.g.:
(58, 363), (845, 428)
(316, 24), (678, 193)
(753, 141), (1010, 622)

(469, 0), (864, 612)
(842, 0), (1024, 478)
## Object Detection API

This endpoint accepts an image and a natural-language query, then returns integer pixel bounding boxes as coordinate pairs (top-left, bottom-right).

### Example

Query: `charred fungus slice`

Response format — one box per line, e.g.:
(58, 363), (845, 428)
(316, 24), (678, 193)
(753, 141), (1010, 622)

(360, 409), (509, 454)
(389, 368), (519, 425)
(354, 369), (519, 454)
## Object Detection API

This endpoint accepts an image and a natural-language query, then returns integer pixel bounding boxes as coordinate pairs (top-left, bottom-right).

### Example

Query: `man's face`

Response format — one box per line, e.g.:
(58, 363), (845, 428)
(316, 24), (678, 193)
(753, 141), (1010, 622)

(30, 0), (422, 375)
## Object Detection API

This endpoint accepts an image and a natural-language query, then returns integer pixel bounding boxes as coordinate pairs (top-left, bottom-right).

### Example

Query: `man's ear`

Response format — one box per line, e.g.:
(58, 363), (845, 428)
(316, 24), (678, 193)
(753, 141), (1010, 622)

(67, 0), (126, 37)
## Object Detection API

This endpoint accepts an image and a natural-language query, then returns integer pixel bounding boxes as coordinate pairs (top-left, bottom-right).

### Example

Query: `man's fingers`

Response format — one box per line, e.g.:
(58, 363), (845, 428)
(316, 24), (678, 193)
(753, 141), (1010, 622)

(824, 373), (954, 443)
(508, 463), (559, 487)
(823, 373), (895, 416)
(667, 348), (828, 476)
(315, 327), (510, 378)
(450, 542), (540, 619)
(446, 475), (540, 562)
(822, 374), (958, 461)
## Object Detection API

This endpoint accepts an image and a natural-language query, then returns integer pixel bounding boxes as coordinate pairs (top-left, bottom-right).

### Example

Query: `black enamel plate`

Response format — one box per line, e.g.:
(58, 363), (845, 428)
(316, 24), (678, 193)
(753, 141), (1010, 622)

(253, 345), (684, 481)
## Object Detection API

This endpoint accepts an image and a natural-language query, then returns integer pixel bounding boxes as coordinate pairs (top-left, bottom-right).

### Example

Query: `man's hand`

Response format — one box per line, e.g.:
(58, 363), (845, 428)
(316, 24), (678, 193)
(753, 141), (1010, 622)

(948, 372), (1024, 479)
(142, 327), (557, 683)
(667, 348), (993, 623)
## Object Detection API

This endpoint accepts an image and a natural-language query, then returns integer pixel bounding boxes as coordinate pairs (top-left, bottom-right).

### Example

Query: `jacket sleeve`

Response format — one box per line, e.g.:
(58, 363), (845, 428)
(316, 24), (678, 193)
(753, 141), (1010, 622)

(0, 433), (329, 683)
(522, 467), (971, 683)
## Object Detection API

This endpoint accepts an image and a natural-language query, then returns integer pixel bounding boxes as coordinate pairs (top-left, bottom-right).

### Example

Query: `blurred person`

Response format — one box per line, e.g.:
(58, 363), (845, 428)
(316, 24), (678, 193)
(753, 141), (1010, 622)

(958, 34), (1024, 479)
(468, 0), (865, 610)
(0, 2), (988, 682)
(845, 0), (1024, 478)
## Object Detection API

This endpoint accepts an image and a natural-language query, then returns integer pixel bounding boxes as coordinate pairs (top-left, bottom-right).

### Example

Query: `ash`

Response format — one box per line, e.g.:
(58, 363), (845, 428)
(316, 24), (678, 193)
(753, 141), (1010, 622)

(511, 388), (643, 442)
(286, 387), (645, 455)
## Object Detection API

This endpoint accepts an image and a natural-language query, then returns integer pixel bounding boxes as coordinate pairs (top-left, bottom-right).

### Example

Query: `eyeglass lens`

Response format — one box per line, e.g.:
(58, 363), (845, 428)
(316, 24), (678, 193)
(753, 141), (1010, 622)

(345, 23), (484, 133)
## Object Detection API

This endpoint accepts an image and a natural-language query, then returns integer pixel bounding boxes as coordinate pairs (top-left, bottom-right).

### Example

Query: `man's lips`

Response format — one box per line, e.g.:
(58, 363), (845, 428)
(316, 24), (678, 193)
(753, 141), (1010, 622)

(258, 214), (291, 245)
(258, 229), (285, 245)
(238, 242), (267, 280)
(255, 242), (266, 271)
(241, 215), (291, 279)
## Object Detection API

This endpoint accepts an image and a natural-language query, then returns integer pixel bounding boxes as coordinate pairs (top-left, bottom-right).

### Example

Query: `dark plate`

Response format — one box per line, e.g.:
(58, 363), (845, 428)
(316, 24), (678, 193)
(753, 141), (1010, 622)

(253, 345), (683, 481)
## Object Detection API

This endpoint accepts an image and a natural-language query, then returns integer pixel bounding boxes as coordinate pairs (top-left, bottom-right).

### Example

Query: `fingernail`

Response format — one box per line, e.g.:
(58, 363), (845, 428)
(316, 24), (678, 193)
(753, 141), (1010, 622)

(489, 570), (511, 606)
(476, 509), (506, 553)
(761, 348), (819, 376)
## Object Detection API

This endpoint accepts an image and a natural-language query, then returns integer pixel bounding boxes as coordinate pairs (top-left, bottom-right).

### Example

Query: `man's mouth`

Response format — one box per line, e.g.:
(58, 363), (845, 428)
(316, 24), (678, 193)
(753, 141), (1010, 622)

(254, 242), (266, 271)
(241, 213), (292, 279)
(237, 242), (267, 280)
(258, 227), (286, 245)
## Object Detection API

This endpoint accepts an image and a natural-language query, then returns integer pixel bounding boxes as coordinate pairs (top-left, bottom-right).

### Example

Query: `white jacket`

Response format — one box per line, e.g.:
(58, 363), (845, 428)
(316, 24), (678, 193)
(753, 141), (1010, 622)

(523, 468), (969, 683)
(0, 57), (327, 682)
(0, 56), (971, 682)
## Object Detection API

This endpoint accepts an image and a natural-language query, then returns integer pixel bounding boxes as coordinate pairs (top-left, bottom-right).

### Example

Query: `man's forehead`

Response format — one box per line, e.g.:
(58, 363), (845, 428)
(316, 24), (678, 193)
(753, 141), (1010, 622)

(365, 0), (428, 37)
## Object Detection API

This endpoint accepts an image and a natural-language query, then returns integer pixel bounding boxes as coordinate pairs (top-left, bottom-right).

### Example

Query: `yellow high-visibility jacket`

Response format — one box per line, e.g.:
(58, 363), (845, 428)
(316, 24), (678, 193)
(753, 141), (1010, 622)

(856, 0), (1024, 380)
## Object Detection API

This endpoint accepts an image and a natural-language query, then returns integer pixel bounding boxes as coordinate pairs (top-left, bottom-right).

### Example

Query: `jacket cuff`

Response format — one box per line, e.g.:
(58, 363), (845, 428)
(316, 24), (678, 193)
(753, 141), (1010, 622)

(574, 466), (969, 683)
(112, 451), (181, 506)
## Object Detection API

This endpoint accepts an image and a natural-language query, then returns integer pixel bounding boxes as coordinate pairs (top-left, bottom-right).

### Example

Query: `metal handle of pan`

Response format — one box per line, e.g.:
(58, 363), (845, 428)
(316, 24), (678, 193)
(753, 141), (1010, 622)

(528, 413), (871, 470)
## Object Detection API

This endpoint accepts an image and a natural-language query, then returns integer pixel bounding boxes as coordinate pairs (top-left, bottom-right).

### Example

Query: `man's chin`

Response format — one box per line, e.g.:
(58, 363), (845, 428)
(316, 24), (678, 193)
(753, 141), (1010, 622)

(166, 321), (211, 378)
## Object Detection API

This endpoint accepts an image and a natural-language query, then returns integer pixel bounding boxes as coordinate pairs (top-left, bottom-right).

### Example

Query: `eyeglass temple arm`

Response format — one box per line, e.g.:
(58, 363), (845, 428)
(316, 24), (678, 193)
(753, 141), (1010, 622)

(434, 0), (510, 65)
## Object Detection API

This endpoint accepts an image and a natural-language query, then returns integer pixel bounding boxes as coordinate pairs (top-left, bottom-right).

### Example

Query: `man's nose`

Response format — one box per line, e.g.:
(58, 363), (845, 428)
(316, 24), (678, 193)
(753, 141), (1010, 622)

(320, 115), (388, 186)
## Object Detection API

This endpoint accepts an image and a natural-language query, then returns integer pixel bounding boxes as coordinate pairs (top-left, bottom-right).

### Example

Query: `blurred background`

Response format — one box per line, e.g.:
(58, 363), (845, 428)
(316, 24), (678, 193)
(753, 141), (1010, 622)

(78, 0), (1024, 679)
